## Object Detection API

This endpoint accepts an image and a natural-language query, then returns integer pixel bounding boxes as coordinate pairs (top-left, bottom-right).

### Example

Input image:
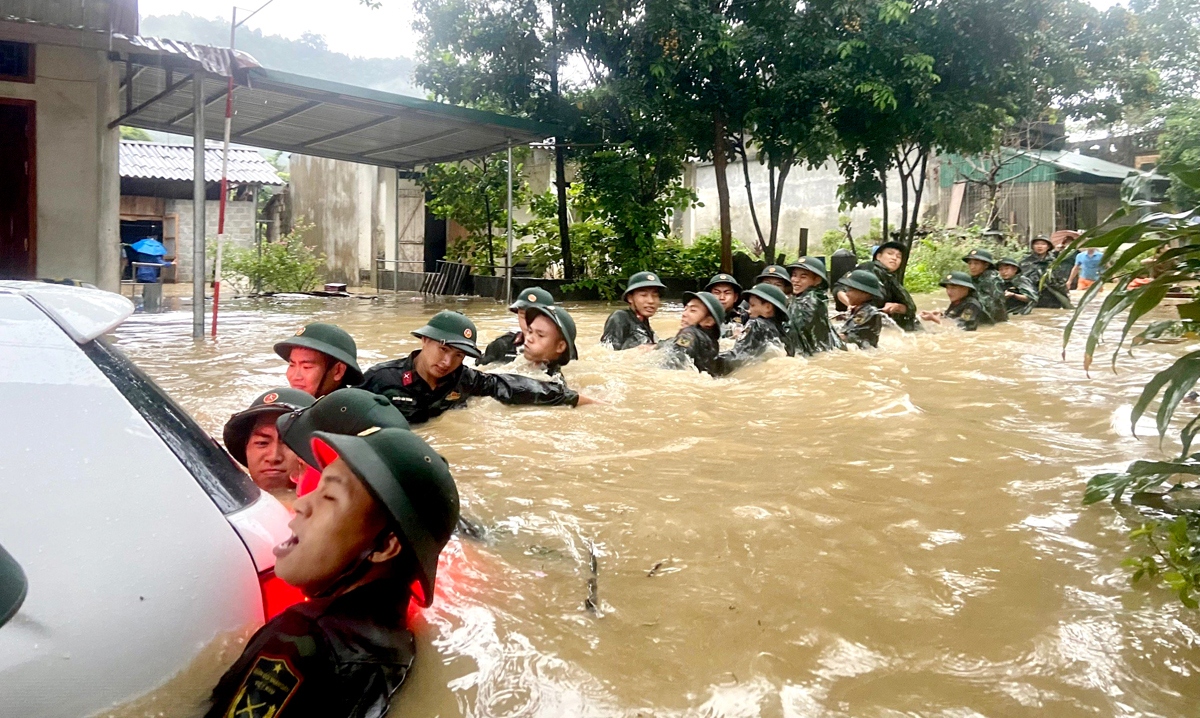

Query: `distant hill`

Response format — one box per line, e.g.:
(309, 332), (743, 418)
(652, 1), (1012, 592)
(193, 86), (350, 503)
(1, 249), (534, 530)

(140, 13), (421, 97)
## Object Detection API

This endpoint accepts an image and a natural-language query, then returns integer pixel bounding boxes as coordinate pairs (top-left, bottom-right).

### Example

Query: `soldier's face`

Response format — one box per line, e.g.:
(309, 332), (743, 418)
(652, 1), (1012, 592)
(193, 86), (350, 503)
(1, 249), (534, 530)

(999, 265), (1018, 280)
(681, 299), (715, 328)
(763, 277), (791, 295)
(843, 288), (871, 308)
(418, 338), (467, 380)
(245, 415), (300, 492)
(276, 457), (391, 596)
(876, 248), (903, 272)
(790, 269), (821, 294)
(523, 315), (568, 364)
(709, 283), (739, 310)
(966, 259), (989, 277)
(516, 308), (530, 334)
(945, 285), (970, 302)
(287, 347), (346, 398)
(748, 296), (776, 319)
(628, 288), (661, 318)
(1032, 241), (1051, 256)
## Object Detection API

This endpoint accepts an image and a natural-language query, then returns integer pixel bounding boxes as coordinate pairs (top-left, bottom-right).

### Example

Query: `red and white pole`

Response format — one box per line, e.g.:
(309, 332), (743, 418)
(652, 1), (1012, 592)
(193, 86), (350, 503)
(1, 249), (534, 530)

(212, 74), (234, 338)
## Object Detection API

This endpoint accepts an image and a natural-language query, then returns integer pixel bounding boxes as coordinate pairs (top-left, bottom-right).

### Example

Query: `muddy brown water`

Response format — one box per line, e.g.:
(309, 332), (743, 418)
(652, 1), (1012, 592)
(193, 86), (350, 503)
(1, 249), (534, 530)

(105, 294), (1199, 717)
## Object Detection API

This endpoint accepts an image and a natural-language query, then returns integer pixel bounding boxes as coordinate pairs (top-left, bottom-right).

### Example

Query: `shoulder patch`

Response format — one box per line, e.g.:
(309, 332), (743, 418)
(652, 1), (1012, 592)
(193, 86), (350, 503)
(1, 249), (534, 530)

(223, 654), (301, 718)
(446, 391), (462, 402)
(962, 307), (977, 320)
(402, 371), (414, 387)
(853, 312), (867, 325)
(675, 333), (693, 348)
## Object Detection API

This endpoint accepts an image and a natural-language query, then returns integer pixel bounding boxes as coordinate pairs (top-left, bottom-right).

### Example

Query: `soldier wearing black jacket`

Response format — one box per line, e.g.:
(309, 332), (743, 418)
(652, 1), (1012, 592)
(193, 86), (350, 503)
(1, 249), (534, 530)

(850, 242), (921, 332)
(834, 269), (887, 349)
(658, 291), (724, 375)
(786, 257), (844, 355)
(360, 311), (590, 425)
(714, 283), (795, 375)
(601, 271), (667, 349)
(478, 286), (555, 367)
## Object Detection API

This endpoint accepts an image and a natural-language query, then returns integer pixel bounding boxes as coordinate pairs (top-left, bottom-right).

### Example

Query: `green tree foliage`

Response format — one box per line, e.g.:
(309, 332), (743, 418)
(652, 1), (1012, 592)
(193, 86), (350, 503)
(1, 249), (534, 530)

(1062, 164), (1200, 608)
(1158, 101), (1200, 209)
(119, 126), (152, 141)
(218, 221), (324, 293)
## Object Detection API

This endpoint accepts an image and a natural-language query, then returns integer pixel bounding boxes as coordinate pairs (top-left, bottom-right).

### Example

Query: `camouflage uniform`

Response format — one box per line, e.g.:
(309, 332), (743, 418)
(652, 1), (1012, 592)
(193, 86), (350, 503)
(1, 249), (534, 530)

(998, 258), (1038, 316)
(833, 269), (887, 349)
(939, 271), (992, 331)
(1020, 236), (1071, 309)
(788, 288), (843, 354)
(856, 244), (921, 331)
(712, 283), (794, 375)
(962, 248), (1008, 323)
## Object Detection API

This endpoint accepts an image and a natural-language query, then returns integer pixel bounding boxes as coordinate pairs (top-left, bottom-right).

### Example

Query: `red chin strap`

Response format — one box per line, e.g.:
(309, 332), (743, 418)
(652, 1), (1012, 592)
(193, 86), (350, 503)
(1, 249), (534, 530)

(295, 465), (322, 497)
(294, 438), (340, 497)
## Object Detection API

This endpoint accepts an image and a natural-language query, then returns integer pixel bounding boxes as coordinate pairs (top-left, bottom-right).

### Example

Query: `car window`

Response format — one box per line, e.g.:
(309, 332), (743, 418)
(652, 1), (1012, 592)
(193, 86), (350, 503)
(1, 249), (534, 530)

(83, 338), (259, 515)
(0, 543), (27, 628)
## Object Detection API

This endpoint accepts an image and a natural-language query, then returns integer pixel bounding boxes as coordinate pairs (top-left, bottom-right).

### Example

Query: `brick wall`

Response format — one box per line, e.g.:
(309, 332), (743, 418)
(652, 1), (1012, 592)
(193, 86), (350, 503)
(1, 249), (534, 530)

(169, 199), (256, 282)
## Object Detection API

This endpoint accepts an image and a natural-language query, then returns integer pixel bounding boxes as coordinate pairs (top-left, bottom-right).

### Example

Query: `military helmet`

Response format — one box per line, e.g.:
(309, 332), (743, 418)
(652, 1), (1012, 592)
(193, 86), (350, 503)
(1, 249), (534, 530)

(962, 247), (997, 266)
(875, 240), (907, 257)
(222, 387), (315, 467)
(997, 257), (1021, 269)
(681, 290), (726, 325)
(278, 388), (410, 470)
(836, 269), (885, 299)
(939, 271), (977, 290)
(785, 256), (829, 287)
(412, 310), (482, 358)
(704, 272), (742, 293)
(309, 428), (460, 608)
(274, 322), (363, 385)
(755, 265), (791, 286)
(744, 282), (790, 316)
(622, 271), (667, 300)
(524, 305), (578, 363)
(509, 286), (555, 313)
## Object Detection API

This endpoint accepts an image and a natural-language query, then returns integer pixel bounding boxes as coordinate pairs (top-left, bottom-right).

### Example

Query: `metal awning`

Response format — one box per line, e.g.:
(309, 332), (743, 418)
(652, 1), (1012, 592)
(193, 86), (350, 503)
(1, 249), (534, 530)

(110, 41), (553, 169)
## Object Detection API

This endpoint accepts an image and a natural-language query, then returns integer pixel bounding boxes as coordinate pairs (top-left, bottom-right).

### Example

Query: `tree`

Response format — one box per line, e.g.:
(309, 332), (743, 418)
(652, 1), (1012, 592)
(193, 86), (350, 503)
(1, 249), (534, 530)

(1158, 101), (1200, 209)
(119, 126), (152, 141)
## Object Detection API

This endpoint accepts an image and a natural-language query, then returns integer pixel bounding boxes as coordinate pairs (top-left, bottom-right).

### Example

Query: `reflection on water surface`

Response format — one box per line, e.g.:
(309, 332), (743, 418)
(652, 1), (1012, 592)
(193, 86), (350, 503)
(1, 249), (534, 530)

(110, 295), (1198, 717)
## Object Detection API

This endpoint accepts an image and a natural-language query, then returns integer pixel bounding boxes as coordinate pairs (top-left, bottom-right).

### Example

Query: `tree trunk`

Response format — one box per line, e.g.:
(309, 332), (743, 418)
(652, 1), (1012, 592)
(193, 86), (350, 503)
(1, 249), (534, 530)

(713, 113), (733, 272)
(548, 4), (573, 281)
(737, 136), (766, 255)
(881, 170), (888, 248)
(766, 160), (792, 265)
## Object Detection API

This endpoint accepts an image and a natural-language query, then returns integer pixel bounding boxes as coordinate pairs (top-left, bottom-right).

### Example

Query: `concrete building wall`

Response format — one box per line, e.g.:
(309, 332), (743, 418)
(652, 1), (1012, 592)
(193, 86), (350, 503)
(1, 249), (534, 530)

(0, 43), (120, 289)
(168, 199), (255, 282)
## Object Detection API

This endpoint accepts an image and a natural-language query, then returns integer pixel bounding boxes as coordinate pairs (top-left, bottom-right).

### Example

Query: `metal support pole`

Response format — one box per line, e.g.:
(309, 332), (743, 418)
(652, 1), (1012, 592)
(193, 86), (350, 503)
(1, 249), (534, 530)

(505, 144), (514, 305)
(394, 168), (401, 293)
(192, 74), (207, 339)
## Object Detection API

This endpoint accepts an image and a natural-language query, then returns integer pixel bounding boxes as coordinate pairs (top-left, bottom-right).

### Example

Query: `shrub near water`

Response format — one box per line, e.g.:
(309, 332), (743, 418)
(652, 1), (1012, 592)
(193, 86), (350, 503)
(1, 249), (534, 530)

(217, 221), (325, 293)
(904, 224), (1024, 294)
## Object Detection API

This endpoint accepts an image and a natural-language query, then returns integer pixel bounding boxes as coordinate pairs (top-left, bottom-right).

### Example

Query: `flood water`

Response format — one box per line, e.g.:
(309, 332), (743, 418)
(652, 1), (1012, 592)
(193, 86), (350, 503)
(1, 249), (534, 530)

(108, 294), (1199, 717)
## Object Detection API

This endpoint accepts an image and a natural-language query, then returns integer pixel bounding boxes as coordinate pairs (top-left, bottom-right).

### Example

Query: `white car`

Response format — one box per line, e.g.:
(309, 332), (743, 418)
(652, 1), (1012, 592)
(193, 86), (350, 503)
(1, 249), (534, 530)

(0, 281), (295, 717)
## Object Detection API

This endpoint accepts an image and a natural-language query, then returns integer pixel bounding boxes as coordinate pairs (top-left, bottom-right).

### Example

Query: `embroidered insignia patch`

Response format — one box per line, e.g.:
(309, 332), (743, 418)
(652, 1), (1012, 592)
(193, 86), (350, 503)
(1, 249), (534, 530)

(446, 392), (462, 401)
(963, 308), (977, 320)
(647, 274), (657, 281)
(402, 371), (414, 387)
(675, 334), (693, 348)
(358, 426), (382, 436)
(294, 327), (305, 336)
(853, 313), (867, 326)
(463, 328), (473, 339)
(223, 655), (301, 718)
(527, 293), (537, 302)
(262, 393), (278, 404)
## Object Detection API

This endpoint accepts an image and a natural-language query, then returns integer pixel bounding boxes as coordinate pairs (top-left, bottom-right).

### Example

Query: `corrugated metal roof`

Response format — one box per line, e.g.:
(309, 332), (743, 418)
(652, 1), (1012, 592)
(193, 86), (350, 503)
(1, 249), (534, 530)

(119, 140), (284, 184)
(1025, 149), (1145, 181)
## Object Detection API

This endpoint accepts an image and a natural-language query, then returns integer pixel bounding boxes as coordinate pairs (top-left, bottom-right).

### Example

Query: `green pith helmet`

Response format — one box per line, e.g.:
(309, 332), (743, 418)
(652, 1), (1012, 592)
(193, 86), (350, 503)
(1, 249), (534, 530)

(836, 269), (885, 299)
(875, 240), (907, 256)
(279, 388), (411, 469)
(622, 271), (668, 300)
(1031, 234), (1053, 250)
(310, 428), (460, 608)
(682, 290), (726, 325)
(222, 387), (316, 466)
(940, 271), (977, 290)
(704, 273), (742, 292)
(273, 322), (363, 385)
(786, 257), (829, 287)
(997, 257), (1021, 269)
(962, 247), (997, 266)
(509, 286), (555, 313)
(412, 310), (482, 359)
(744, 282), (790, 315)
(755, 265), (791, 286)
(525, 305), (578, 362)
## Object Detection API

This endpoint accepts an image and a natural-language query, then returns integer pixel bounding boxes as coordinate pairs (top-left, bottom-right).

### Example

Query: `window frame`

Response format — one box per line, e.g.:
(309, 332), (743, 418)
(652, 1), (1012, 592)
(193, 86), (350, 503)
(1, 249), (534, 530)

(0, 41), (34, 84)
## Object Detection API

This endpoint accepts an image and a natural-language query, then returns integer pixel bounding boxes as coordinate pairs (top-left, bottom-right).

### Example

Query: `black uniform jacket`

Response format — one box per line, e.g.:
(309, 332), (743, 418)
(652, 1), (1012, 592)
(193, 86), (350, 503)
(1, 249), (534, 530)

(838, 304), (885, 349)
(787, 288), (844, 355)
(1003, 274), (1038, 316)
(479, 331), (521, 366)
(204, 579), (414, 718)
(360, 350), (579, 425)
(658, 324), (721, 375)
(713, 315), (791, 375)
(944, 295), (992, 331)
(601, 308), (655, 350)
(857, 260), (921, 332)
(1020, 252), (1072, 309)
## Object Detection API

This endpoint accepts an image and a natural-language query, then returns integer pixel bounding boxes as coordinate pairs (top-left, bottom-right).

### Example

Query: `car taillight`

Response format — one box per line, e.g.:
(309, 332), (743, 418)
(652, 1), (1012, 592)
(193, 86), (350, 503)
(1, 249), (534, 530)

(258, 569), (306, 620)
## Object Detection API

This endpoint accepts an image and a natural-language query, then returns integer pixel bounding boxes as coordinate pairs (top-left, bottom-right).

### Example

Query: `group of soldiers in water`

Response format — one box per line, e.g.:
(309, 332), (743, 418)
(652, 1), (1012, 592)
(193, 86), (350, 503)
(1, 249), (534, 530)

(202, 231), (1075, 718)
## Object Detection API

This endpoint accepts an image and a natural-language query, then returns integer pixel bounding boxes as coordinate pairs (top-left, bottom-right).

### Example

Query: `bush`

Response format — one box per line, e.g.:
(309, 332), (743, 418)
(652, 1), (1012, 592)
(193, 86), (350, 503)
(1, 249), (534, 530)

(903, 223), (1026, 294)
(217, 221), (324, 293)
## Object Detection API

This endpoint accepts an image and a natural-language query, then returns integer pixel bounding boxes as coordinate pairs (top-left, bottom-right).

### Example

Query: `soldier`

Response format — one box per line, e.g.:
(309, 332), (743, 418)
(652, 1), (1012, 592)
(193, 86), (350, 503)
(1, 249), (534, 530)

(962, 248), (1008, 323)
(713, 283), (794, 375)
(222, 388), (315, 496)
(920, 271), (992, 331)
(277, 387), (411, 497)
(203, 426), (459, 718)
(786, 257), (844, 355)
(478, 287), (555, 366)
(834, 269), (887, 350)
(521, 305), (578, 376)
(360, 310), (593, 425)
(657, 290), (724, 375)
(275, 322), (364, 398)
(755, 264), (793, 295)
(851, 241), (920, 331)
(1020, 235), (1071, 309)
(998, 257), (1038, 316)
(704, 272), (748, 334)
(601, 271), (667, 349)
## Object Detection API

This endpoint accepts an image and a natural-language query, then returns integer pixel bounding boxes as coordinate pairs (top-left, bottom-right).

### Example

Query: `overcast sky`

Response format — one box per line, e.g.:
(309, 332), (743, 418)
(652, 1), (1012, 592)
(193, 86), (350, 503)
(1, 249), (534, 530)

(140, 0), (1129, 60)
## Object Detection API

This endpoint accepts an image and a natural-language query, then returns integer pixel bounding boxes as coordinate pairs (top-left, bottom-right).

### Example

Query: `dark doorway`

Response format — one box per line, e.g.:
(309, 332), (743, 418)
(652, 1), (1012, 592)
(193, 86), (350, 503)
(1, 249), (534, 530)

(0, 99), (35, 280)
(120, 220), (164, 280)
(424, 197), (447, 273)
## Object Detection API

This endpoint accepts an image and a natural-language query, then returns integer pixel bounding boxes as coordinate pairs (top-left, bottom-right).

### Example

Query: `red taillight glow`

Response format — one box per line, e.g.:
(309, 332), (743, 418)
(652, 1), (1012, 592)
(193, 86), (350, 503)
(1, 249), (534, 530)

(259, 569), (307, 620)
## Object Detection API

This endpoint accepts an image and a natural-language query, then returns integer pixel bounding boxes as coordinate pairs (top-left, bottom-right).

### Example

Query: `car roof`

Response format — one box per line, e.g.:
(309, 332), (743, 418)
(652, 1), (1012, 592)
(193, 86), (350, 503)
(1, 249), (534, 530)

(0, 282), (133, 343)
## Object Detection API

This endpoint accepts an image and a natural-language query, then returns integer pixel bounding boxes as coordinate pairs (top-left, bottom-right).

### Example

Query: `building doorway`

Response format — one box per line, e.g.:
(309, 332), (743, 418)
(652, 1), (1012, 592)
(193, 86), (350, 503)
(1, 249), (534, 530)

(0, 99), (35, 279)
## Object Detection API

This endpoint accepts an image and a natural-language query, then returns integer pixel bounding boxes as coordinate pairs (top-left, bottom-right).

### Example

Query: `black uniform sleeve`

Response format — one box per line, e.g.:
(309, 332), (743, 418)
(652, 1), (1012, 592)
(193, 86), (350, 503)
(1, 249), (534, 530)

(714, 320), (782, 375)
(840, 307), (883, 349)
(955, 303), (980, 331)
(461, 366), (580, 407)
(478, 332), (518, 366)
